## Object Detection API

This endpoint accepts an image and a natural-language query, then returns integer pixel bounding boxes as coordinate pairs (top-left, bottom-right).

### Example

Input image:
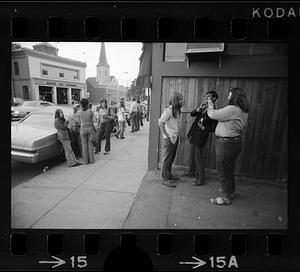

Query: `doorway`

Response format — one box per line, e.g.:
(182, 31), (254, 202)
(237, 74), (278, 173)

(56, 87), (68, 104)
(71, 88), (81, 103)
(39, 86), (53, 102)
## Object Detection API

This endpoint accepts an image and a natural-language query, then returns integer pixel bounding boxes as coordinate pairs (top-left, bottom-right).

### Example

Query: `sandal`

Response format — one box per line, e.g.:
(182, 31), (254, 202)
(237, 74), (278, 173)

(210, 196), (231, 205)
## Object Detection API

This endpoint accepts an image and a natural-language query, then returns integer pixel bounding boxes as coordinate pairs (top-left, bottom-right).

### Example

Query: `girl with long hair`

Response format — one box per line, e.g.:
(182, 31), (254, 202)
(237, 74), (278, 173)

(115, 99), (126, 139)
(77, 98), (95, 164)
(158, 91), (184, 188)
(54, 109), (81, 167)
(96, 99), (114, 155)
(207, 87), (249, 205)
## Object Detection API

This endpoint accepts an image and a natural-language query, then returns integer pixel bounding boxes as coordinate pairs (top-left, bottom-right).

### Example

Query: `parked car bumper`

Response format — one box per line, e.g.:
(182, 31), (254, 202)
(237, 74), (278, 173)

(11, 149), (40, 163)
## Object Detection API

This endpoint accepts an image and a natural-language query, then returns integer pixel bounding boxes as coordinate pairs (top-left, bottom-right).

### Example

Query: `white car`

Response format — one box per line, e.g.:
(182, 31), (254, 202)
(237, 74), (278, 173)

(11, 100), (57, 121)
(11, 107), (73, 163)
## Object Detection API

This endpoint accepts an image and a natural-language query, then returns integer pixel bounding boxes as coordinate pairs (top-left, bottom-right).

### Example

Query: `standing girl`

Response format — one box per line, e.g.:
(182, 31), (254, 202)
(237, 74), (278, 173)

(54, 109), (81, 167)
(115, 99), (126, 139)
(96, 99), (114, 155)
(77, 98), (95, 165)
(207, 87), (249, 205)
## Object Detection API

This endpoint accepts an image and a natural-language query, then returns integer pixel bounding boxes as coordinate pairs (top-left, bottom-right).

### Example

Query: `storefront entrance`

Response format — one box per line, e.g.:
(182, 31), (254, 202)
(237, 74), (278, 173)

(56, 87), (68, 104)
(39, 86), (53, 102)
(71, 88), (81, 103)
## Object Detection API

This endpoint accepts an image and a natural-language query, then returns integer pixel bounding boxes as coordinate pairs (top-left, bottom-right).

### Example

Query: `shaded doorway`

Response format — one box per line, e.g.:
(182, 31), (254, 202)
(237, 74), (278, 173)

(39, 86), (53, 102)
(57, 87), (68, 104)
(71, 88), (81, 103)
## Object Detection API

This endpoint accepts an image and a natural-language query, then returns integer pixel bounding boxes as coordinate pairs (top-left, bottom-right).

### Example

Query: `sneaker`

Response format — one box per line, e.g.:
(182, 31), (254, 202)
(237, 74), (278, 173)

(114, 134), (119, 139)
(120, 136), (125, 139)
(103, 151), (109, 155)
(70, 162), (82, 167)
(162, 180), (177, 188)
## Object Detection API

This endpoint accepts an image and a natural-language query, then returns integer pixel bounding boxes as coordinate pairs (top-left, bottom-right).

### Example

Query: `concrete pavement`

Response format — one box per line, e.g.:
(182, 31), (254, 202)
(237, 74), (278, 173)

(12, 122), (149, 229)
(12, 119), (287, 229)
(124, 170), (287, 229)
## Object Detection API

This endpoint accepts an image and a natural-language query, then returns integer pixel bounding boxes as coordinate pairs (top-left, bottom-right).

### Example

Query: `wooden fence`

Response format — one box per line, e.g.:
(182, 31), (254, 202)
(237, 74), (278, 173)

(158, 77), (287, 180)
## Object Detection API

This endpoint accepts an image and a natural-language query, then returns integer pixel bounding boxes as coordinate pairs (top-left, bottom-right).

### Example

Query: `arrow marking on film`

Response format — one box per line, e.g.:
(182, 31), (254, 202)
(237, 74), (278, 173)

(179, 256), (207, 269)
(38, 255), (66, 268)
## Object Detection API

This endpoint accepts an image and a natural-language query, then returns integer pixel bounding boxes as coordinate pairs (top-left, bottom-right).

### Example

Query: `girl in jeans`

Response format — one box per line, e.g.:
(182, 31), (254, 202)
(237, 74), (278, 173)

(115, 99), (126, 139)
(207, 88), (250, 205)
(77, 98), (95, 165)
(96, 99), (114, 155)
(54, 109), (81, 167)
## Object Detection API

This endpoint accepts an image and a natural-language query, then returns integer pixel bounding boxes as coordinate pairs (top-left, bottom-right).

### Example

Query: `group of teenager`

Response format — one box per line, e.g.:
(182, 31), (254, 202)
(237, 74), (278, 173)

(54, 97), (145, 168)
(158, 87), (249, 205)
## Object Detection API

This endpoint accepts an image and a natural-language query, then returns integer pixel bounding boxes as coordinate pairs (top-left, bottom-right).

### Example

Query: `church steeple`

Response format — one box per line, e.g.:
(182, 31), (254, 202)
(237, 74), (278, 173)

(96, 42), (110, 85)
(97, 42), (109, 67)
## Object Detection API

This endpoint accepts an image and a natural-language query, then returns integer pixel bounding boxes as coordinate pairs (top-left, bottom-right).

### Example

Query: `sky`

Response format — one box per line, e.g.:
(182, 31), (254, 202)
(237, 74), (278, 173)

(18, 42), (143, 87)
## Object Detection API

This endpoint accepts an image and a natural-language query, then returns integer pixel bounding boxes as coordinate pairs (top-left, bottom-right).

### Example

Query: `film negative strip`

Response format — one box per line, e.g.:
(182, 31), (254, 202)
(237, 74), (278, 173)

(1, 0), (300, 271)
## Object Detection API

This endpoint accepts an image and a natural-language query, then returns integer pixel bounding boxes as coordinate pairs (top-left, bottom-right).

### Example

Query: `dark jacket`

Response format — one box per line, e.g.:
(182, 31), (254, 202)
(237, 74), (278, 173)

(187, 106), (218, 147)
(54, 118), (70, 141)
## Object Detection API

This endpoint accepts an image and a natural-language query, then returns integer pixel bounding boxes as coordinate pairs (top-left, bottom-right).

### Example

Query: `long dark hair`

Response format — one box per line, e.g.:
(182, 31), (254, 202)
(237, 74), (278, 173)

(228, 88), (250, 113)
(119, 100), (125, 109)
(100, 99), (108, 109)
(169, 91), (183, 118)
(80, 98), (89, 111)
(54, 109), (65, 121)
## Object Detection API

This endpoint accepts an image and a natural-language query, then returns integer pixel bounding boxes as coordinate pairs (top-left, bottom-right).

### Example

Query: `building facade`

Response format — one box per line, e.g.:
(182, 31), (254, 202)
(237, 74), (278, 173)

(11, 42), (87, 104)
(148, 43), (288, 181)
(86, 42), (128, 105)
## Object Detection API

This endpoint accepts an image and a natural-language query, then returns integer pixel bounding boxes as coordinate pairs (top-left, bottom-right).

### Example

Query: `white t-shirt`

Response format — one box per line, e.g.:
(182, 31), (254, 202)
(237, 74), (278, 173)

(117, 107), (125, 121)
(158, 105), (179, 144)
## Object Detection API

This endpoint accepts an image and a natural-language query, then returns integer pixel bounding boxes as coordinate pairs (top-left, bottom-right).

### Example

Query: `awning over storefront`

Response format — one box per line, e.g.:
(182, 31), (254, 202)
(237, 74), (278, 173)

(136, 43), (152, 88)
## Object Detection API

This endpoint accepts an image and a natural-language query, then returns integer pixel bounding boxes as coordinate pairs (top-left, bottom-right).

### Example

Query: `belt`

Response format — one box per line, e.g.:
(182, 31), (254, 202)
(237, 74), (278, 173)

(216, 136), (241, 140)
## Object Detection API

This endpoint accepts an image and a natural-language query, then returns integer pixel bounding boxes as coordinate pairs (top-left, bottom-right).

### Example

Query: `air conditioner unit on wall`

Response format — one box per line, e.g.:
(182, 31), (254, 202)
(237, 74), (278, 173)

(185, 43), (225, 68)
(185, 43), (224, 53)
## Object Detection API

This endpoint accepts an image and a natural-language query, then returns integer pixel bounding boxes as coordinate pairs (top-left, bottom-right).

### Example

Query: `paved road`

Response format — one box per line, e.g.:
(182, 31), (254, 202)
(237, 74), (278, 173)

(12, 156), (65, 188)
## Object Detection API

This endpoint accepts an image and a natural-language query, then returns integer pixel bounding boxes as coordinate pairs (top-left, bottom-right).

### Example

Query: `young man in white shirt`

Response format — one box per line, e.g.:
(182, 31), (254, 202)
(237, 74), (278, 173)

(158, 92), (184, 188)
(129, 97), (138, 132)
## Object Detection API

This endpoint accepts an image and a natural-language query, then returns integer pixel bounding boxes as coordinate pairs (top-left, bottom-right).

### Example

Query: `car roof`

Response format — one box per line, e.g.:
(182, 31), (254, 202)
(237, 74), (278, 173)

(29, 107), (73, 115)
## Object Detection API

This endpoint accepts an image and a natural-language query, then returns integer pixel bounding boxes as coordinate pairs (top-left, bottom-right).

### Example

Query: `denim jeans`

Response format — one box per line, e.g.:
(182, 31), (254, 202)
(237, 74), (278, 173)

(59, 139), (77, 167)
(215, 137), (242, 198)
(161, 137), (178, 180)
(70, 131), (82, 156)
(96, 121), (112, 152)
(194, 145), (205, 182)
(115, 120), (125, 138)
(80, 127), (95, 164)
(130, 112), (138, 132)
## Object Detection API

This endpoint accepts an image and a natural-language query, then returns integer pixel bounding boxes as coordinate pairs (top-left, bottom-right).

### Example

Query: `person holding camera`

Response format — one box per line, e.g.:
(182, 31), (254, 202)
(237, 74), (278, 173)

(187, 91), (218, 185)
(207, 87), (249, 205)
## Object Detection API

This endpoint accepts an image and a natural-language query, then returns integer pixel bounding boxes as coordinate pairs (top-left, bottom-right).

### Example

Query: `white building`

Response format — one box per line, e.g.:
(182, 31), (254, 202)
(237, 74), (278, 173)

(11, 42), (87, 104)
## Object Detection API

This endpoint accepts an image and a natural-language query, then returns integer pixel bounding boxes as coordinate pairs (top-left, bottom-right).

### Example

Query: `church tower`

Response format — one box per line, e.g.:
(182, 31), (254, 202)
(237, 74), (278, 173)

(96, 42), (110, 85)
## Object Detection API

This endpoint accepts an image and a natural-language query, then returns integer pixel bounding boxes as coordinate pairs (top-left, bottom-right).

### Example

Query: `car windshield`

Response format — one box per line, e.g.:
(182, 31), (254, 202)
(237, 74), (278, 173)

(21, 101), (38, 107)
(20, 114), (54, 128)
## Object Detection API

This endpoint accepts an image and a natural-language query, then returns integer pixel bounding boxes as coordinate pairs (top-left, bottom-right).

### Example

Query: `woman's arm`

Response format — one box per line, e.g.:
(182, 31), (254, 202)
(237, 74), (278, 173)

(207, 104), (236, 121)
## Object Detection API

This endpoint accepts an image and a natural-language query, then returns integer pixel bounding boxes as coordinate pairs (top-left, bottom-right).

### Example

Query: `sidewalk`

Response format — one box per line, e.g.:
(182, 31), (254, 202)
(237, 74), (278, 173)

(12, 122), (149, 229)
(12, 120), (287, 229)
(124, 170), (287, 229)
